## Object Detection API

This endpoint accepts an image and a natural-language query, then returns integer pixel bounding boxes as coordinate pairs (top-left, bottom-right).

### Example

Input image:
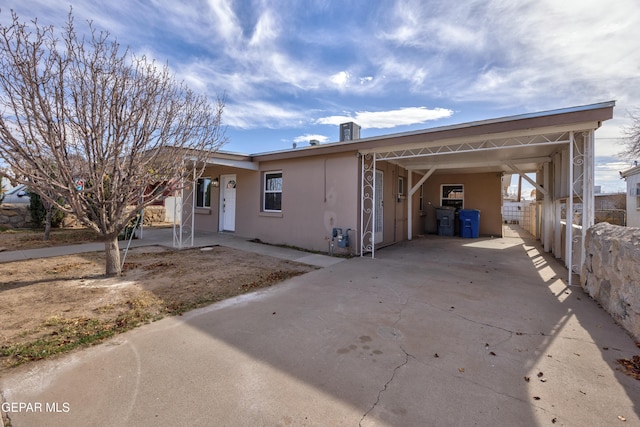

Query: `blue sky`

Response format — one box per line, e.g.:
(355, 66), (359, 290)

(3, 0), (640, 193)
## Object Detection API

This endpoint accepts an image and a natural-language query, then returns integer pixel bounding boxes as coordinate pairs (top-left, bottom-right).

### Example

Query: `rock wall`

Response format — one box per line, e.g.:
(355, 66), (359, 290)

(142, 206), (166, 225)
(0, 204), (166, 229)
(0, 204), (33, 228)
(582, 222), (640, 341)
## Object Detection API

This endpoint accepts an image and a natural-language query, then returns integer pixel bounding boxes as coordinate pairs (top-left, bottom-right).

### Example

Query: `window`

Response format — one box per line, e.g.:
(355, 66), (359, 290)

(196, 177), (211, 208)
(636, 183), (640, 209)
(419, 185), (424, 211)
(441, 184), (463, 209)
(263, 171), (282, 212)
(398, 177), (405, 196)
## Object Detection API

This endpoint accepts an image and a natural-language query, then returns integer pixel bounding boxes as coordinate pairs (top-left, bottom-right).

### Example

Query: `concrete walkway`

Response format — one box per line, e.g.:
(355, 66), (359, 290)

(1, 230), (639, 426)
(0, 227), (344, 268)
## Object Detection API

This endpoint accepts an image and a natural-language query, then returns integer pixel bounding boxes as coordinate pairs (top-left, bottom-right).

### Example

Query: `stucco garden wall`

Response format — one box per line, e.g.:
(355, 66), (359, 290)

(582, 222), (640, 341)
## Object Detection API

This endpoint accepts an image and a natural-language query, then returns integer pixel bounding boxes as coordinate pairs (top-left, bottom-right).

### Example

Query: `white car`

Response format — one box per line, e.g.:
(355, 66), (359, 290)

(2, 184), (30, 204)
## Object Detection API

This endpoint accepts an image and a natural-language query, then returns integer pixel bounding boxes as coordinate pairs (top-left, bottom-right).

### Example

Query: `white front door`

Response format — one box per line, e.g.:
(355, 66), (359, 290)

(219, 174), (236, 232)
(375, 170), (383, 244)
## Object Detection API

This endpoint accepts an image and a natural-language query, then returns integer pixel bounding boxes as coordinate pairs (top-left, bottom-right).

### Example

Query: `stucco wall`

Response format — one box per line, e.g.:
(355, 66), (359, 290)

(582, 222), (640, 341)
(252, 153), (359, 253)
(196, 153), (360, 254)
(421, 172), (503, 237)
(193, 159), (502, 252)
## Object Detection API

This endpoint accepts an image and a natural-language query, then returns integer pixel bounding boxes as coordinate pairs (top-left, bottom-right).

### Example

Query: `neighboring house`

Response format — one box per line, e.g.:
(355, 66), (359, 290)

(176, 101), (614, 284)
(620, 165), (640, 227)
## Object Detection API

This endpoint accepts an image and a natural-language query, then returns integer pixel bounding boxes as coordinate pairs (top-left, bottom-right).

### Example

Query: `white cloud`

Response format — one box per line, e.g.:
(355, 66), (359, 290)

(224, 101), (308, 129)
(595, 158), (629, 192)
(206, 0), (243, 43)
(381, 0), (487, 52)
(249, 9), (279, 47)
(317, 107), (453, 129)
(330, 71), (351, 89)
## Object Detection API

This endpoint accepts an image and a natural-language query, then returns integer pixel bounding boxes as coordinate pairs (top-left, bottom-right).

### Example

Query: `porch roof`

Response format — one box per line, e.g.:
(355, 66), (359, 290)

(252, 101), (615, 175)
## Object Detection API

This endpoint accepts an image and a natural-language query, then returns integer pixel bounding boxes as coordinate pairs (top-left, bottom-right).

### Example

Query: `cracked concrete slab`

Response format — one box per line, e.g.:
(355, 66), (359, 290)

(1, 230), (639, 426)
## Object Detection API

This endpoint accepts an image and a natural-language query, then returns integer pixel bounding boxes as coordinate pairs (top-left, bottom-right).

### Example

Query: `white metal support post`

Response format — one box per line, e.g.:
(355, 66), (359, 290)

(567, 131), (574, 286)
(407, 171), (412, 240)
(360, 153), (364, 257)
(407, 168), (436, 242)
(543, 162), (551, 252)
(190, 161), (196, 247)
(360, 153), (376, 258)
(581, 130), (595, 282)
(372, 155), (377, 259)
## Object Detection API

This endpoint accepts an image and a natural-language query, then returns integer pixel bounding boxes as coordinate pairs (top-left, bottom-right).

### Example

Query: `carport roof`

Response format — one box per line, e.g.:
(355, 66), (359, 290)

(251, 101), (615, 175)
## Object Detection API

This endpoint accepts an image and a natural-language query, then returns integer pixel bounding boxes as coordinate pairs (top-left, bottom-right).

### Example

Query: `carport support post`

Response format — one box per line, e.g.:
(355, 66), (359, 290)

(372, 154), (376, 258)
(567, 132), (574, 286)
(408, 172), (412, 240)
(581, 130), (595, 282)
(543, 162), (551, 252)
(407, 168), (436, 241)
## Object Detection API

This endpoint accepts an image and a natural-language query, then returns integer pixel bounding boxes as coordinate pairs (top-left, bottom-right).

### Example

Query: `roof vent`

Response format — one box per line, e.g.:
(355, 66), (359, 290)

(340, 122), (361, 142)
(309, 139), (320, 146)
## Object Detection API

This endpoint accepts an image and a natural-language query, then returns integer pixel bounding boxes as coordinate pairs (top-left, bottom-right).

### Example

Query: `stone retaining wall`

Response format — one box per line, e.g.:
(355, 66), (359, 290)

(582, 222), (640, 341)
(0, 204), (166, 229)
(142, 206), (166, 225)
(0, 204), (33, 228)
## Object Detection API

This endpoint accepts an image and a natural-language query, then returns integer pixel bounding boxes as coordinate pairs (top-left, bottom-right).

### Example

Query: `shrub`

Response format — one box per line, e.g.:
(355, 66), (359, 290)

(29, 192), (65, 228)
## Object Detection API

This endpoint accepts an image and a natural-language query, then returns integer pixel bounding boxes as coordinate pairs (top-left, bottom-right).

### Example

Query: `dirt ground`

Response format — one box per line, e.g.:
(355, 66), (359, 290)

(0, 228), (315, 373)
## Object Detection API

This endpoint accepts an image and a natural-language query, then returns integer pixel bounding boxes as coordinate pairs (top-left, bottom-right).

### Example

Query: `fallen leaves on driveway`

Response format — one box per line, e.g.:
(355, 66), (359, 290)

(616, 355), (640, 381)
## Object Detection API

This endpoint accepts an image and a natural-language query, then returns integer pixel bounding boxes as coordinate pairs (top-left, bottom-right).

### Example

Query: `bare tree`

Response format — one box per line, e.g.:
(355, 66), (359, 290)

(623, 109), (640, 160)
(0, 10), (226, 275)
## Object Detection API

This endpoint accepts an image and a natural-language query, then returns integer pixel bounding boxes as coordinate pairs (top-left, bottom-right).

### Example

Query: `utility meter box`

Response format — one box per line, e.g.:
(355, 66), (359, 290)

(332, 227), (351, 248)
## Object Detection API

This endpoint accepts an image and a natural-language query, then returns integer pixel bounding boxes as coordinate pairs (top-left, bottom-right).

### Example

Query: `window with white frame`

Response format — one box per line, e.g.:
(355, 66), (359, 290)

(419, 185), (424, 211)
(263, 171), (282, 212)
(196, 177), (211, 208)
(398, 176), (405, 196)
(441, 184), (463, 209)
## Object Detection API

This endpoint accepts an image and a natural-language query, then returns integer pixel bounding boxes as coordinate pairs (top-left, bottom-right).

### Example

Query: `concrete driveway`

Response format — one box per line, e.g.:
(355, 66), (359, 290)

(2, 229), (639, 426)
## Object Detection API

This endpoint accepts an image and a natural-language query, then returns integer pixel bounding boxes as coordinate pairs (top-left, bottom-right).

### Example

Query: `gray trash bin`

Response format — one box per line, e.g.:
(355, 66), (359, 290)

(436, 206), (456, 236)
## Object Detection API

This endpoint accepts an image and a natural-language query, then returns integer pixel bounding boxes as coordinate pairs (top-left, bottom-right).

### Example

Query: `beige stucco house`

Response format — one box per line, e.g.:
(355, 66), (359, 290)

(621, 164), (640, 227)
(173, 101), (614, 284)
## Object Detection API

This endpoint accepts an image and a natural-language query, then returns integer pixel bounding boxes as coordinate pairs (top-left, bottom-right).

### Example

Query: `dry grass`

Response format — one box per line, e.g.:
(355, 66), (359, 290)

(0, 232), (316, 373)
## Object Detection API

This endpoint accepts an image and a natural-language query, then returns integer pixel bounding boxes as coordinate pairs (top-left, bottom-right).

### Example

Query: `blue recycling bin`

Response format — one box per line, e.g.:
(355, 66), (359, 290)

(459, 209), (480, 238)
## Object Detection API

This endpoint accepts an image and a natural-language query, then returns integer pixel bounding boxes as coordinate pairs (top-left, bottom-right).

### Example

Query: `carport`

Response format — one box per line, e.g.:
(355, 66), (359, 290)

(359, 101), (615, 286)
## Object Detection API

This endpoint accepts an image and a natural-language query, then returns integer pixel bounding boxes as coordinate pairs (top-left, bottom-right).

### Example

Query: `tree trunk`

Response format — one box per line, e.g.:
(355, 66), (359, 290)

(104, 236), (122, 276)
(43, 207), (52, 241)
